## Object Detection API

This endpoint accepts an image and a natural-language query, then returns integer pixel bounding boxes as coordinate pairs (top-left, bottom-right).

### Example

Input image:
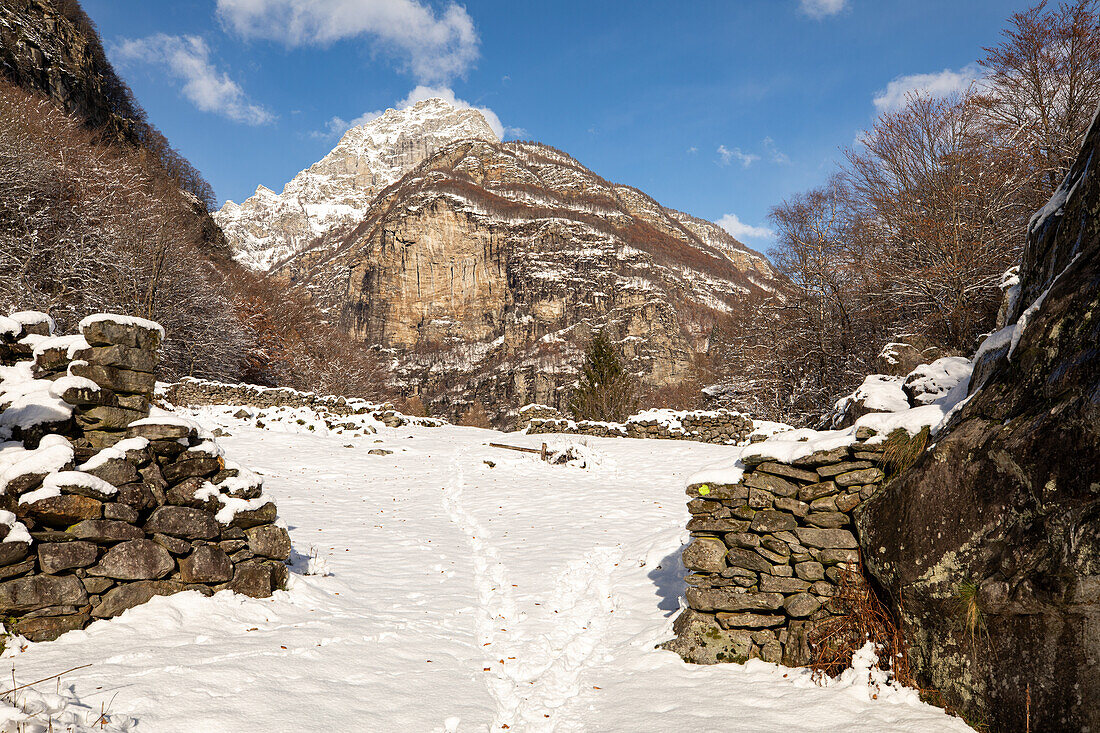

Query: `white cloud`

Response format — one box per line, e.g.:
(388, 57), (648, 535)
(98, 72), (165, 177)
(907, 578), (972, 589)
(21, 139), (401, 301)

(763, 136), (791, 165)
(316, 85), (506, 140)
(717, 145), (760, 168)
(216, 0), (478, 84)
(799, 0), (848, 19)
(716, 213), (774, 241)
(873, 65), (981, 113)
(112, 34), (273, 125)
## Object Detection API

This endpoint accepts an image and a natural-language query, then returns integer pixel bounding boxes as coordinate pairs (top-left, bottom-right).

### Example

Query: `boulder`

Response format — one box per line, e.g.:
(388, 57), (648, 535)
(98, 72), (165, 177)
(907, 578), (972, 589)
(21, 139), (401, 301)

(80, 318), (162, 350)
(162, 457), (222, 484)
(660, 609), (754, 664)
(68, 363), (155, 395)
(82, 457), (138, 486)
(92, 580), (186, 619)
(856, 108), (1100, 732)
(75, 405), (147, 431)
(73, 344), (158, 373)
(126, 422), (191, 441)
(229, 501), (277, 529)
(12, 612), (90, 642)
(681, 536), (727, 573)
(228, 560), (279, 598)
(0, 541), (30, 567)
(22, 495), (102, 527)
(685, 587), (784, 613)
(68, 519), (144, 543)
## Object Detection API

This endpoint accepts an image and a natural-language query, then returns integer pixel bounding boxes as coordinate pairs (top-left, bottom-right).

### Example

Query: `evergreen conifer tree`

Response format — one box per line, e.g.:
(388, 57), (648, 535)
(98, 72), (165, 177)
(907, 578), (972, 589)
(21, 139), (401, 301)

(569, 331), (639, 422)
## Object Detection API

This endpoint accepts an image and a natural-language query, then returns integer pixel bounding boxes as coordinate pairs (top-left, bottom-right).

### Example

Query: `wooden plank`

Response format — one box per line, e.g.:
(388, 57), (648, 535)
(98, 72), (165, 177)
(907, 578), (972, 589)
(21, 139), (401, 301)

(488, 442), (544, 455)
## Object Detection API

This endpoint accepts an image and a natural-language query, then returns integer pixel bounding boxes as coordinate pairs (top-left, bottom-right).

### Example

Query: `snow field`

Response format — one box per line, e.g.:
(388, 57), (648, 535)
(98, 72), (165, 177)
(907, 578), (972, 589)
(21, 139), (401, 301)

(1, 415), (971, 732)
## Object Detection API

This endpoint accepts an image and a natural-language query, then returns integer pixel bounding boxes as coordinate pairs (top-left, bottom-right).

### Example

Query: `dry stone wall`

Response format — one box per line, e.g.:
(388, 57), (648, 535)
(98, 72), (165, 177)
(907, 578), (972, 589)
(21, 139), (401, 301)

(0, 312), (291, 641)
(524, 406), (754, 445)
(662, 429), (885, 666)
(162, 378), (440, 429)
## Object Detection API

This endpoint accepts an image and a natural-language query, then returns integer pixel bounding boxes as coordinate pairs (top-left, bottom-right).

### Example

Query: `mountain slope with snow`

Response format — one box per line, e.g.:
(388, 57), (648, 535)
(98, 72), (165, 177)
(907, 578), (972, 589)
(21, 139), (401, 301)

(215, 98), (499, 270)
(268, 131), (780, 420)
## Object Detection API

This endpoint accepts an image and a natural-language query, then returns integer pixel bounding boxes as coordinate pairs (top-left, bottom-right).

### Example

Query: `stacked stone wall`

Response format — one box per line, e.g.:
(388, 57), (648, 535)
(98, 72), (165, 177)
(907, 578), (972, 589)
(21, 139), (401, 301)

(525, 409), (754, 445)
(0, 313), (291, 641)
(663, 429), (885, 666)
(163, 378), (439, 429)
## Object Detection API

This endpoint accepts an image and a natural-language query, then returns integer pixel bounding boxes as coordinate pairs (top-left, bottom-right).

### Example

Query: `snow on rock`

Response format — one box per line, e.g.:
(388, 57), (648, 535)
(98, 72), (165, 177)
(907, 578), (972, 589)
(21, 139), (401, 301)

(0, 374), (73, 434)
(0, 510), (30, 545)
(77, 313), (165, 339)
(838, 375), (910, 414)
(215, 98), (500, 271)
(7, 311), (55, 334)
(903, 356), (972, 405)
(41, 470), (118, 498)
(0, 683), (134, 731)
(31, 334), (90, 360)
(77, 438), (149, 472)
(739, 429), (858, 467)
(0, 317), (19, 339)
(0, 441), (74, 494)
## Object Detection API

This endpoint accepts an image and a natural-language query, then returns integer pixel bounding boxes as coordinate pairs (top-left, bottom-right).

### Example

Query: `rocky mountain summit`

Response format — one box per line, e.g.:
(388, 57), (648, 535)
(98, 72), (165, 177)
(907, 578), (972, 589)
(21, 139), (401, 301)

(216, 99), (499, 270)
(256, 113), (779, 420)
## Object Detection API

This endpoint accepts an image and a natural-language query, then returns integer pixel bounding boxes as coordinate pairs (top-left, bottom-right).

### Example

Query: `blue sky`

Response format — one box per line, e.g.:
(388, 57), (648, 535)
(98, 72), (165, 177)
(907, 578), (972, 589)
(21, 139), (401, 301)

(82, 0), (1035, 248)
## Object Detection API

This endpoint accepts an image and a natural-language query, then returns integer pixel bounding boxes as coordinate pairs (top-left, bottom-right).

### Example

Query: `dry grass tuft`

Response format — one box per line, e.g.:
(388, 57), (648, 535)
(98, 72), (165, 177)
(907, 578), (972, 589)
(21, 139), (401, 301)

(881, 426), (930, 480)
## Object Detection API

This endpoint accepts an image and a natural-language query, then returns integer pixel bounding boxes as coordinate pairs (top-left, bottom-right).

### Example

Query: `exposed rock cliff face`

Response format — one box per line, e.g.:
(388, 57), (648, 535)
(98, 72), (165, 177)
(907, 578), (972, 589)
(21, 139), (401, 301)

(0, 0), (139, 142)
(216, 99), (499, 270)
(270, 129), (780, 420)
(857, 109), (1100, 731)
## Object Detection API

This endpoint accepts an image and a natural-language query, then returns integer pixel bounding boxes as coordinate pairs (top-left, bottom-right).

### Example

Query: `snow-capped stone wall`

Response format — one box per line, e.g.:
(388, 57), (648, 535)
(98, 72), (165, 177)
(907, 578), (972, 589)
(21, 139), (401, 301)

(524, 407), (754, 445)
(162, 377), (443, 428)
(0, 312), (291, 641)
(663, 429), (886, 666)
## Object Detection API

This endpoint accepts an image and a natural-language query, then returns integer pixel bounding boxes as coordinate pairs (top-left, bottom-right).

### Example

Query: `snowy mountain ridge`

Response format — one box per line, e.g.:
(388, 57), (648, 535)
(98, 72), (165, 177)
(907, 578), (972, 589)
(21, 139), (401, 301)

(215, 98), (499, 270)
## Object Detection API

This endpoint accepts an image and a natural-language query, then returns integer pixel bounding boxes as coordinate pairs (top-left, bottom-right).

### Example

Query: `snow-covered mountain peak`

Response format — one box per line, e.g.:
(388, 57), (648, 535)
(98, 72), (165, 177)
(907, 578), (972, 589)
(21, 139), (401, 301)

(215, 97), (498, 270)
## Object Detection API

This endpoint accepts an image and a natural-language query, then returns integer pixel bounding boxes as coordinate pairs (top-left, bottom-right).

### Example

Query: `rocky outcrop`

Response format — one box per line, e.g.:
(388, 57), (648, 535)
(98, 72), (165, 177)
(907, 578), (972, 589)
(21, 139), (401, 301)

(0, 313), (291, 641)
(215, 99), (499, 270)
(0, 0), (139, 141)
(856, 109), (1100, 731)
(270, 126), (781, 422)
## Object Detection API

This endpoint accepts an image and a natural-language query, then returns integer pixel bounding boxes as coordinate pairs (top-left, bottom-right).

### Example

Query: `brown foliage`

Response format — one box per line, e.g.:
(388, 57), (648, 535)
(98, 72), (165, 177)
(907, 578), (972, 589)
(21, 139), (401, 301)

(710, 0), (1100, 425)
(459, 400), (493, 428)
(399, 395), (429, 417)
(0, 78), (390, 401)
(809, 565), (913, 688)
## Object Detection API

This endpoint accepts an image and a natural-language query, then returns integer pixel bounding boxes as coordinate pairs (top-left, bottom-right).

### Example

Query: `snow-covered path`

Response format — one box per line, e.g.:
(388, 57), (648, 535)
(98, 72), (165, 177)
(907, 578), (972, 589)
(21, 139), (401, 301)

(2, 420), (971, 732)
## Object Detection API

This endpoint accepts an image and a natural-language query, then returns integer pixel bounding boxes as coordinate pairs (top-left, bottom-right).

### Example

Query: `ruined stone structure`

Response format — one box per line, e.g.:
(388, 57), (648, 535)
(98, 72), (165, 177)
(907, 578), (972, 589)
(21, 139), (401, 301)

(0, 313), (290, 641)
(663, 430), (885, 666)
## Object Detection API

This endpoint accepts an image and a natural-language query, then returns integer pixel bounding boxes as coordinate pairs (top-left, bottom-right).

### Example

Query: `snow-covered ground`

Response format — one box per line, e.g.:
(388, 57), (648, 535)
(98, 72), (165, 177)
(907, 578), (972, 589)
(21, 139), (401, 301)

(0, 416), (971, 732)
